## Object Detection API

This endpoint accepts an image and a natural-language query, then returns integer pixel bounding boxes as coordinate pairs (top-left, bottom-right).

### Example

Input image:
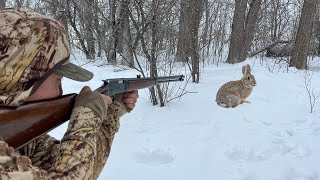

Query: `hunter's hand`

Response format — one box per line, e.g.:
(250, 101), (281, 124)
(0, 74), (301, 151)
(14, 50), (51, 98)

(122, 90), (139, 111)
(80, 86), (112, 110)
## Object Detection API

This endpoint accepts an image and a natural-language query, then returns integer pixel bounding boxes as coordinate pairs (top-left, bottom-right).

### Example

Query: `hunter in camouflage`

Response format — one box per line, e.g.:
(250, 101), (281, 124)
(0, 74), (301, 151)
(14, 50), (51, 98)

(0, 8), (130, 179)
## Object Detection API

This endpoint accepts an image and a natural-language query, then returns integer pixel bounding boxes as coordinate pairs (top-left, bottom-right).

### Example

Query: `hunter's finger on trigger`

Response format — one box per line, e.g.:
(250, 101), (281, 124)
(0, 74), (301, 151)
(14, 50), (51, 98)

(113, 93), (124, 102)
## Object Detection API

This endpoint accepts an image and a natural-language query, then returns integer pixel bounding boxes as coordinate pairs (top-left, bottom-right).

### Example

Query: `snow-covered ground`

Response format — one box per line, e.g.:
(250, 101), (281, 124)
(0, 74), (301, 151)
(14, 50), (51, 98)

(49, 56), (320, 180)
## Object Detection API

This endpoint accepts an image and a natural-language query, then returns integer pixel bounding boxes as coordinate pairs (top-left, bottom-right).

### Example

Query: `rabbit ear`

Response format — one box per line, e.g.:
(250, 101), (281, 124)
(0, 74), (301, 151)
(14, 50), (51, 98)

(242, 65), (247, 75)
(242, 64), (251, 75)
(246, 64), (251, 73)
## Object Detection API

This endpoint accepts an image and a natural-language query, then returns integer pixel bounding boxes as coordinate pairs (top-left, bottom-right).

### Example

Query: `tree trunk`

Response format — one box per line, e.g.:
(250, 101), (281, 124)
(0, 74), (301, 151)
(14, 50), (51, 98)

(176, 0), (191, 62)
(239, 0), (263, 60)
(108, 0), (117, 64)
(138, 0), (158, 106)
(270, 0), (280, 41)
(118, 0), (134, 67)
(84, 0), (95, 59)
(190, 0), (203, 83)
(290, 0), (318, 69)
(226, 0), (247, 63)
(150, 0), (165, 106)
(201, 0), (209, 48)
(176, 0), (203, 82)
(315, 7), (320, 55)
(227, 0), (262, 63)
(94, 8), (102, 58)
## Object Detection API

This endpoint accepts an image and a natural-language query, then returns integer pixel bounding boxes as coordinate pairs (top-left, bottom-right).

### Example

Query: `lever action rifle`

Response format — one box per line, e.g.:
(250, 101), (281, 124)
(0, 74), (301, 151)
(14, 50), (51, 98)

(0, 75), (184, 150)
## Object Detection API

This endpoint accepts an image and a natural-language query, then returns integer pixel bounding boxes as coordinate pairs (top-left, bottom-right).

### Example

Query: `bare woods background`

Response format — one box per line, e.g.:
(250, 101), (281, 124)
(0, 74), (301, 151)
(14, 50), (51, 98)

(1, 0), (319, 106)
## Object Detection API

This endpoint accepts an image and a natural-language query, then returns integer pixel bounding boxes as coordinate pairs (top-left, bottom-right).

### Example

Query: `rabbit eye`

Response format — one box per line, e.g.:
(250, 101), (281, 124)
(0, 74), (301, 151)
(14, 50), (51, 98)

(247, 77), (250, 80)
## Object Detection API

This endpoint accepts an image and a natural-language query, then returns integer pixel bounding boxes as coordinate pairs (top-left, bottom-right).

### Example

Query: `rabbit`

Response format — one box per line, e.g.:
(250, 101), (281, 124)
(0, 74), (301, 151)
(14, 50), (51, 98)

(216, 64), (256, 108)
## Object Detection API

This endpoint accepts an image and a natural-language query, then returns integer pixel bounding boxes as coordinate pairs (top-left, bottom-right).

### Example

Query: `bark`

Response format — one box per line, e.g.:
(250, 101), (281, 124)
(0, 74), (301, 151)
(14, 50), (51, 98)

(227, 0), (262, 63)
(84, 0), (96, 59)
(226, 0), (247, 63)
(239, 0), (263, 60)
(315, 8), (320, 55)
(190, 0), (203, 83)
(118, 0), (134, 67)
(176, 0), (191, 62)
(108, 0), (117, 64)
(150, 1), (162, 106)
(176, 0), (204, 83)
(290, 0), (318, 69)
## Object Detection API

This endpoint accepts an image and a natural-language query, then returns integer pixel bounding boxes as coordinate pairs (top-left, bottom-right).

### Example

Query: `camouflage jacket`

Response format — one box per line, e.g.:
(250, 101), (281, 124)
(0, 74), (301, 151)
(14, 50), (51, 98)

(0, 90), (127, 180)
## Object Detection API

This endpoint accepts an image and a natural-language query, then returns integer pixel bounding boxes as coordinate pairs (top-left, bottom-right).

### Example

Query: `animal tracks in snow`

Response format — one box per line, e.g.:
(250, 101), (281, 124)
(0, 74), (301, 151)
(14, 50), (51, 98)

(226, 146), (273, 162)
(226, 139), (312, 163)
(134, 148), (174, 165)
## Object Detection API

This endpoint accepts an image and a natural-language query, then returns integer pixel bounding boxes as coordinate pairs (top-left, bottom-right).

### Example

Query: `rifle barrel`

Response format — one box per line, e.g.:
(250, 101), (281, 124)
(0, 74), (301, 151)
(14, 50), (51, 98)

(103, 75), (185, 82)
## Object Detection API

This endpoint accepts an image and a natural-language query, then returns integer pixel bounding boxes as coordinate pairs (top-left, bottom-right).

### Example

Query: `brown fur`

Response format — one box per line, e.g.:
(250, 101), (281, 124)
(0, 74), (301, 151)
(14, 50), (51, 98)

(216, 65), (256, 108)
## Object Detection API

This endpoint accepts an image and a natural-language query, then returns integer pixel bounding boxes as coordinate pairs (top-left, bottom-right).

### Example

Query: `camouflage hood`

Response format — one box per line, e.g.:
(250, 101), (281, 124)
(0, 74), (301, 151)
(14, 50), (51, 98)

(0, 8), (92, 107)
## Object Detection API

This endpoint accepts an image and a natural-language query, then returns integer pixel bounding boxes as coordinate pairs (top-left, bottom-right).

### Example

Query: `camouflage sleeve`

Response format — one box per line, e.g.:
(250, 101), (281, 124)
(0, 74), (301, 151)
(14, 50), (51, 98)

(0, 91), (127, 179)
(91, 100), (126, 178)
(48, 90), (127, 179)
(48, 92), (126, 179)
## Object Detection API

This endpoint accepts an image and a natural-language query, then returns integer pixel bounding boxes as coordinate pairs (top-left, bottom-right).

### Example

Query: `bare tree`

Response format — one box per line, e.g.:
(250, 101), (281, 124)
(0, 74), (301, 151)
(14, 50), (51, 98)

(176, 0), (189, 63)
(269, 0), (293, 41)
(62, 0), (102, 60)
(190, 0), (204, 83)
(290, 0), (318, 69)
(15, 0), (22, 8)
(176, 0), (204, 83)
(107, 0), (117, 64)
(226, 0), (246, 64)
(253, 0), (305, 58)
(303, 71), (320, 113)
(314, 4), (320, 55)
(117, 0), (134, 67)
(200, 1), (232, 65)
(83, 0), (96, 59)
(65, 1), (91, 59)
(0, 0), (6, 9)
(227, 0), (262, 64)
(5, 0), (34, 9)
(127, 0), (190, 106)
(150, 0), (165, 106)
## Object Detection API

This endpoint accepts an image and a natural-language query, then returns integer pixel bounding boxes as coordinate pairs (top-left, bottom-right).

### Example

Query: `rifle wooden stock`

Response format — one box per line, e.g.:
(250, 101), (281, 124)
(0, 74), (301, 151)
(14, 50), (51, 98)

(0, 94), (76, 150)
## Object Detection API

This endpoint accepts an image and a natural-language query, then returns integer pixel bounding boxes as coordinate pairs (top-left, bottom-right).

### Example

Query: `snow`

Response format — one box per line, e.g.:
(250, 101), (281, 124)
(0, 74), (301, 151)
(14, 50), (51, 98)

(49, 56), (320, 180)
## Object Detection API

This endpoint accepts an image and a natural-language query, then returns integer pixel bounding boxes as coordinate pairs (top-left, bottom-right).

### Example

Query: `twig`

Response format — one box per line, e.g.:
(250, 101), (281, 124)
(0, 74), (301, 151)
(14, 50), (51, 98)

(303, 71), (320, 113)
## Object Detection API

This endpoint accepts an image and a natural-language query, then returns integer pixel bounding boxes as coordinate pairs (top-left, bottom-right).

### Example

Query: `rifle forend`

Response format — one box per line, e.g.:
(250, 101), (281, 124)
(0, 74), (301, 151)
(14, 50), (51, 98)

(0, 75), (185, 150)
